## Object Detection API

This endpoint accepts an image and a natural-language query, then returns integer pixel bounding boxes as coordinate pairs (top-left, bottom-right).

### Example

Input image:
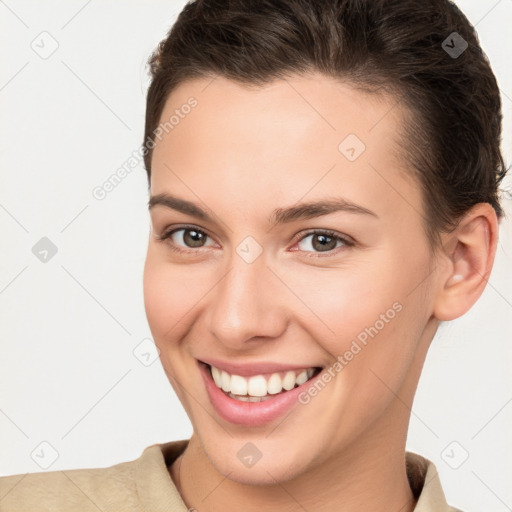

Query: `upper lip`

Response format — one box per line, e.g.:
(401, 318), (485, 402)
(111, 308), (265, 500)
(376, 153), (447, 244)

(199, 357), (321, 376)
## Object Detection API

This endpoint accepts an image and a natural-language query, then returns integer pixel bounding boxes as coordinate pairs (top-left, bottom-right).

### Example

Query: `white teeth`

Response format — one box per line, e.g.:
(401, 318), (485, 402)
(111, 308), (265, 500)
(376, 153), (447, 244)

(267, 373), (283, 395)
(247, 375), (267, 397)
(282, 371), (296, 391)
(230, 374), (248, 395)
(209, 365), (318, 397)
(295, 370), (308, 386)
(211, 366), (222, 387)
(221, 370), (230, 392)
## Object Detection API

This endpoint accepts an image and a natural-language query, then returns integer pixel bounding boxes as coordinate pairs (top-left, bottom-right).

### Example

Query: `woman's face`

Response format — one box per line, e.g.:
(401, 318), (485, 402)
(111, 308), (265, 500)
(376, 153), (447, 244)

(143, 73), (441, 483)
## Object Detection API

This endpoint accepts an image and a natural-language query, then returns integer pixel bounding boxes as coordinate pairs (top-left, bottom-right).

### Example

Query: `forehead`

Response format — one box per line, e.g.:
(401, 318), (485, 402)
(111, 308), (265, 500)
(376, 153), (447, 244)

(150, 73), (420, 224)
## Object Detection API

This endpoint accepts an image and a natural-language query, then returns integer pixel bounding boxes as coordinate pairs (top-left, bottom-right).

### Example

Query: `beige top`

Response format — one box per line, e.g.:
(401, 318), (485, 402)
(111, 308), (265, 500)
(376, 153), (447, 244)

(0, 439), (461, 511)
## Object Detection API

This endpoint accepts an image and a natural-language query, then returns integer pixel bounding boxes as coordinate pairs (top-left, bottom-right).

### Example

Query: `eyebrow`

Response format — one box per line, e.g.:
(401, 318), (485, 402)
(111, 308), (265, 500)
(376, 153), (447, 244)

(148, 193), (378, 227)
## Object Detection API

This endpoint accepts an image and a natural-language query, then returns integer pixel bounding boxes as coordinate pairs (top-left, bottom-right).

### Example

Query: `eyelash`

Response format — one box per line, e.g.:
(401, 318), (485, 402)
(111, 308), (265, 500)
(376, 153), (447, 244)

(156, 224), (355, 258)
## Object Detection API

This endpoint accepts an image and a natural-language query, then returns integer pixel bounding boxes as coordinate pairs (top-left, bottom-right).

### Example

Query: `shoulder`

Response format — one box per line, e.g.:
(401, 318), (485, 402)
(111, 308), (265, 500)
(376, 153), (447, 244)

(0, 440), (188, 512)
(0, 451), (141, 512)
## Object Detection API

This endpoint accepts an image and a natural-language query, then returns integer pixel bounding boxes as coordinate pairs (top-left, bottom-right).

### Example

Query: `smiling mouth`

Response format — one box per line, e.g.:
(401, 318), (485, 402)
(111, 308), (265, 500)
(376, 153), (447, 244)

(203, 362), (323, 402)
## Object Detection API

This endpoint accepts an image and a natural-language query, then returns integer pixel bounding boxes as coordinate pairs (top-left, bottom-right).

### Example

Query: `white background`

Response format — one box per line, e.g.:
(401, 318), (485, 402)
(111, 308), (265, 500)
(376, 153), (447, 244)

(0, 1), (511, 510)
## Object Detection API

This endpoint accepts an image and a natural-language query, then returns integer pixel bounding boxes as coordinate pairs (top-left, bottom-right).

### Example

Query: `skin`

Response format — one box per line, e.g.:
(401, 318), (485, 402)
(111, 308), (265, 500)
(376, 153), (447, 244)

(143, 72), (498, 512)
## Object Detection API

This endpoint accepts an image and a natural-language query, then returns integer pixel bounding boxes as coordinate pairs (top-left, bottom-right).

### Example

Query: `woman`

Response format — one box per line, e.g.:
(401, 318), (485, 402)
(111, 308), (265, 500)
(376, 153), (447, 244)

(0, 0), (507, 510)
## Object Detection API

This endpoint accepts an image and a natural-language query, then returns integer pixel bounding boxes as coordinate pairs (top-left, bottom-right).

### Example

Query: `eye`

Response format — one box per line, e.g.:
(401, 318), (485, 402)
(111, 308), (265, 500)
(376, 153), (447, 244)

(156, 225), (354, 257)
(157, 225), (217, 254)
(293, 229), (354, 256)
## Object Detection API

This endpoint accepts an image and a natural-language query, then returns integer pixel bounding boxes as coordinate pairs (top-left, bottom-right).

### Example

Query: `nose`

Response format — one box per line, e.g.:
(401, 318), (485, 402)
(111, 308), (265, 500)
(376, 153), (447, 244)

(207, 249), (289, 349)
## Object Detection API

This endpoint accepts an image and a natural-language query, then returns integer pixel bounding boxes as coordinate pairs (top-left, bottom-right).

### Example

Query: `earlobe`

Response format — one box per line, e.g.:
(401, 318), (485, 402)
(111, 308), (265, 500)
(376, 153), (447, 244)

(433, 203), (498, 321)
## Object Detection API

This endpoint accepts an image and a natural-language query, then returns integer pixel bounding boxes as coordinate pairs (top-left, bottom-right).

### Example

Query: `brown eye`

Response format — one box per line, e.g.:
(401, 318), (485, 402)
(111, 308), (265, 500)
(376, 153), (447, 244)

(179, 228), (207, 248)
(311, 233), (338, 252)
(296, 230), (353, 255)
(160, 226), (216, 252)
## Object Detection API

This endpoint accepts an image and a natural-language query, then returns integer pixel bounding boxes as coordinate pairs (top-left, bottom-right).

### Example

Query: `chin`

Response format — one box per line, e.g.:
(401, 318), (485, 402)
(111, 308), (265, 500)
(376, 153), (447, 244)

(213, 456), (302, 486)
(199, 434), (311, 486)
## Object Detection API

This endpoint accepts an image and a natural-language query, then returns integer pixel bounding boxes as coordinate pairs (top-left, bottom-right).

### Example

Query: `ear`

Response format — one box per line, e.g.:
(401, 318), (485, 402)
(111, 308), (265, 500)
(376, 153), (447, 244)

(433, 203), (499, 321)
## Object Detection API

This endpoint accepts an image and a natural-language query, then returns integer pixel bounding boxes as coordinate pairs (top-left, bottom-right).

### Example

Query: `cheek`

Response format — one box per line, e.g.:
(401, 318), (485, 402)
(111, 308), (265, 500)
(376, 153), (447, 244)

(284, 250), (427, 377)
(142, 248), (224, 355)
(143, 253), (197, 399)
(281, 256), (401, 335)
(143, 250), (192, 344)
(284, 261), (428, 441)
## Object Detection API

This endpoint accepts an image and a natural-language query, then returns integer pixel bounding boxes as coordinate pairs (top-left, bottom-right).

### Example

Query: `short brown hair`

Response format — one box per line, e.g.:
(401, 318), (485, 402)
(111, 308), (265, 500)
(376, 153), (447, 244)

(142, 0), (508, 246)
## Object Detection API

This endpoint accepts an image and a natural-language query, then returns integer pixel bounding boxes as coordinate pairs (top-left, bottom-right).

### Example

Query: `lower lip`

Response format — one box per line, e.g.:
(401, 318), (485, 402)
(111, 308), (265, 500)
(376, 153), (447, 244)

(199, 361), (319, 427)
